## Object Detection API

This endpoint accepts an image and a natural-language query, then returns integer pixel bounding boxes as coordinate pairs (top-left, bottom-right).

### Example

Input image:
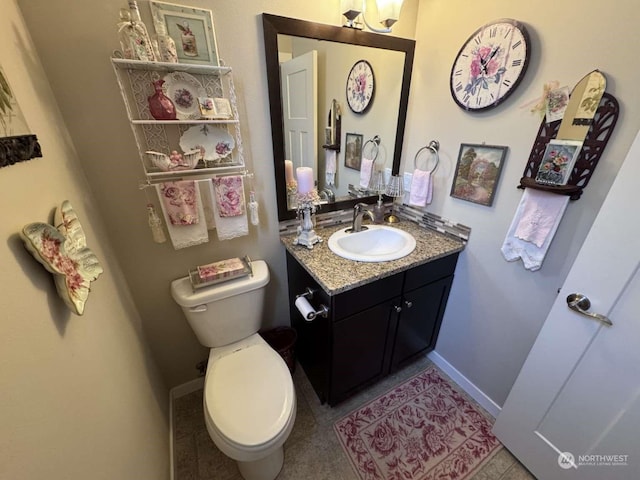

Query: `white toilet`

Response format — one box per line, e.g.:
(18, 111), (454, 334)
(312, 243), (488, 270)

(171, 260), (296, 480)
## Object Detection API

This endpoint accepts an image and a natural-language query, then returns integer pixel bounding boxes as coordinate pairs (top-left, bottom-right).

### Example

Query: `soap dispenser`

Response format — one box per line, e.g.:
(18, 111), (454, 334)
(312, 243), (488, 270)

(373, 197), (385, 224)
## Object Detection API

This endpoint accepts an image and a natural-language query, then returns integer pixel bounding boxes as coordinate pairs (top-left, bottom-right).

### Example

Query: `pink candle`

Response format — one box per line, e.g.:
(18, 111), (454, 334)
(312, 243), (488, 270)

(284, 160), (294, 183)
(296, 167), (314, 194)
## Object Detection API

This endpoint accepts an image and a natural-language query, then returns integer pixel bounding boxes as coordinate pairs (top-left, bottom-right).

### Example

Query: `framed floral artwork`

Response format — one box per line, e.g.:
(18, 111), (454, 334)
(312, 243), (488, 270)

(535, 139), (583, 186)
(450, 143), (507, 206)
(150, 1), (219, 66)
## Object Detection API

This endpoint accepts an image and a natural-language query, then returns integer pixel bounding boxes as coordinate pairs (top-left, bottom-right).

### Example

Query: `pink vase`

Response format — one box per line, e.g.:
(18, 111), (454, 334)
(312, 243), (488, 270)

(148, 80), (177, 120)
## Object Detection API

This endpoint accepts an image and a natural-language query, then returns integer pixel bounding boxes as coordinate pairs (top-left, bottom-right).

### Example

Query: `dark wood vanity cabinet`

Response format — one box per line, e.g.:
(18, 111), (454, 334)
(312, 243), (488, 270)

(286, 251), (459, 406)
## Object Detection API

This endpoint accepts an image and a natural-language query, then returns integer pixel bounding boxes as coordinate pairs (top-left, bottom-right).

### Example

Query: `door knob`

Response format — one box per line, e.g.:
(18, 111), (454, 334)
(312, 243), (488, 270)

(566, 293), (613, 326)
(404, 300), (413, 309)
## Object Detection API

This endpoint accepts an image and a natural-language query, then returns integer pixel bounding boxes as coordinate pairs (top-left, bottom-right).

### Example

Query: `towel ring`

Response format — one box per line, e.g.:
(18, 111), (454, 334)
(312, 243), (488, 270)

(413, 140), (440, 173)
(362, 135), (380, 162)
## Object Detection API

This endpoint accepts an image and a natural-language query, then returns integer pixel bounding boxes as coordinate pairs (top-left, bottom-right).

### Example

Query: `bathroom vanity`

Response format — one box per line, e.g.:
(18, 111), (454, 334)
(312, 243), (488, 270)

(282, 221), (464, 406)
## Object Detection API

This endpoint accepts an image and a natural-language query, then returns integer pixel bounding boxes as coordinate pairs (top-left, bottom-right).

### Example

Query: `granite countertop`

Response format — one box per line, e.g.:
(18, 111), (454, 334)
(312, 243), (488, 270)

(281, 221), (465, 295)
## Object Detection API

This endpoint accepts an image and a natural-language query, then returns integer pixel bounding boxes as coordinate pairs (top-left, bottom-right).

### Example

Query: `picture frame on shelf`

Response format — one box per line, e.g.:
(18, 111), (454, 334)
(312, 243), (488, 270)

(450, 143), (508, 207)
(535, 139), (583, 186)
(345, 132), (363, 170)
(198, 97), (232, 119)
(150, 1), (219, 66)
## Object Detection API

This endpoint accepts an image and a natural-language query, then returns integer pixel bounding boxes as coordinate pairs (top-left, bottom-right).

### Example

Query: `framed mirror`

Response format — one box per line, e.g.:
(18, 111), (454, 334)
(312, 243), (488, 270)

(262, 14), (415, 220)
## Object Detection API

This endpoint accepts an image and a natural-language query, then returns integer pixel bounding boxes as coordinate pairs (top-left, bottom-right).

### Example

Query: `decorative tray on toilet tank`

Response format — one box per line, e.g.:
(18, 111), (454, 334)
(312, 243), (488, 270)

(188, 255), (253, 291)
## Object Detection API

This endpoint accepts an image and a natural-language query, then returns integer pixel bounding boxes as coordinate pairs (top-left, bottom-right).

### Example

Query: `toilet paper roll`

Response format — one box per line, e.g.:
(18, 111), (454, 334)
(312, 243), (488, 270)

(295, 296), (316, 321)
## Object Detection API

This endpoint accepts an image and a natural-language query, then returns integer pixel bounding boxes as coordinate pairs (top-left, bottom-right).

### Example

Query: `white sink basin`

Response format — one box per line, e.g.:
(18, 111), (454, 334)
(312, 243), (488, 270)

(328, 225), (416, 262)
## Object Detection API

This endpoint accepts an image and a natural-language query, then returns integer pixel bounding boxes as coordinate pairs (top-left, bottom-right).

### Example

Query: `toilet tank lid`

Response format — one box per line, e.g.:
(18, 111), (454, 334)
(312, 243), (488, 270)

(171, 260), (269, 307)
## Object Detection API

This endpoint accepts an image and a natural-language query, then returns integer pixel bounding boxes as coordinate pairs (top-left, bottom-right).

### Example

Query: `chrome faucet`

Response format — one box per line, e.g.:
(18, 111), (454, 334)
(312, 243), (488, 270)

(351, 203), (375, 233)
(319, 187), (335, 203)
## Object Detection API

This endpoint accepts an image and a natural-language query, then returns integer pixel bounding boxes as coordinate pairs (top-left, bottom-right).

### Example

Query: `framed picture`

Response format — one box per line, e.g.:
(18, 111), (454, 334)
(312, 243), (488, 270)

(345, 133), (363, 170)
(150, 1), (219, 66)
(535, 139), (583, 186)
(450, 143), (508, 206)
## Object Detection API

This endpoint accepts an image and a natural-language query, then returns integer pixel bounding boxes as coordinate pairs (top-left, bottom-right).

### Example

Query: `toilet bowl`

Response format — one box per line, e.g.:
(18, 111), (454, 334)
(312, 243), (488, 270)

(204, 335), (296, 479)
(171, 261), (296, 480)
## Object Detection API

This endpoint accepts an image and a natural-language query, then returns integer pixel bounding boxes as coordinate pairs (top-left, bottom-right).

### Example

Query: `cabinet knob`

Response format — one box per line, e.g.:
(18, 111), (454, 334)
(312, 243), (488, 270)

(394, 305), (402, 313)
(404, 300), (413, 309)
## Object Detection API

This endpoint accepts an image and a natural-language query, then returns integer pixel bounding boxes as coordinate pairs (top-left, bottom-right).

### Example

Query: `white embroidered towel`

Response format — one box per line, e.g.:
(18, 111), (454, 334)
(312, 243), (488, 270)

(514, 188), (568, 247)
(501, 188), (569, 271)
(359, 157), (374, 189)
(156, 183), (209, 249)
(409, 169), (433, 206)
(325, 149), (336, 186)
(206, 179), (249, 240)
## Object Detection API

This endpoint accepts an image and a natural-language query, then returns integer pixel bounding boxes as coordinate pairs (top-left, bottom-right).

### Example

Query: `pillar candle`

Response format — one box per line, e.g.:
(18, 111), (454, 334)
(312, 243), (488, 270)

(284, 160), (294, 184)
(296, 167), (314, 194)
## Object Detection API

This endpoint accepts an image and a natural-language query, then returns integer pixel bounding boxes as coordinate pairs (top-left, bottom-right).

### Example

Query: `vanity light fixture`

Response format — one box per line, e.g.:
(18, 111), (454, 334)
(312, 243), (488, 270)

(341, 0), (405, 33)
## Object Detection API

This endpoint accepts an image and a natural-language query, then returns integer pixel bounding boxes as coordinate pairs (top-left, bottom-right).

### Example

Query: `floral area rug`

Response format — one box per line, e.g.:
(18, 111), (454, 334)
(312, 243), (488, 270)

(334, 366), (502, 480)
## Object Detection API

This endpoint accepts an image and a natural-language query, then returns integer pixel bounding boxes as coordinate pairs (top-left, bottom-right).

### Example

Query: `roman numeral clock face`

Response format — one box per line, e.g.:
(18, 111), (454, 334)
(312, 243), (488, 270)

(450, 19), (530, 111)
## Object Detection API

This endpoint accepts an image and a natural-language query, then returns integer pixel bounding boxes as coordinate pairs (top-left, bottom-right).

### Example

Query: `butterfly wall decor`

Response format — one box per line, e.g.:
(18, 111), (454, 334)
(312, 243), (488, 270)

(20, 200), (103, 315)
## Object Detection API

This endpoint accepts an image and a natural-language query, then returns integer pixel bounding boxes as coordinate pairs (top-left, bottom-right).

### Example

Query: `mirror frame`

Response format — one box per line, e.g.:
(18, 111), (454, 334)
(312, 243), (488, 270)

(262, 13), (416, 221)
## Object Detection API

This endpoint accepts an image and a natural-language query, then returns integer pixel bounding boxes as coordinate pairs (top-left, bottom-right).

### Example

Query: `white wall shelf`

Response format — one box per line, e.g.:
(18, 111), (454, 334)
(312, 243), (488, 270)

(111, 57), (245, 180)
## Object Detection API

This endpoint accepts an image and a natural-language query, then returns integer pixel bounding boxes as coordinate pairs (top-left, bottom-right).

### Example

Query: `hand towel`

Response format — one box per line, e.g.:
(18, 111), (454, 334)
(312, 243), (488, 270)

(359, 157), (374, 189)
(199, 179), (216, 230)
(501, 188), (569, 271)
(514, 188), (568, 247)
(213, 175), (245, 217)
(409, 169), (433, 206)
(325, 149), (336, 186)
(206, 179), (249, 241)
(156, 182), (209, 249)
(159, 181), (199, 225)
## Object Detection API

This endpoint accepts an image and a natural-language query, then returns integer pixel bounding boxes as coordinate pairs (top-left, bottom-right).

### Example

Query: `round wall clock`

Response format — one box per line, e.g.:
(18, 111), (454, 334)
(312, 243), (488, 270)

(450, 19), (530, 111)
(346, 60), (375, 114)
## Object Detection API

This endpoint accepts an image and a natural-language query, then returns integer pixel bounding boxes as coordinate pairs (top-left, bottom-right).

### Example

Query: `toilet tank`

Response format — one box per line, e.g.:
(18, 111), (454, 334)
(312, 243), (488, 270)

(171, 260), (270, 347)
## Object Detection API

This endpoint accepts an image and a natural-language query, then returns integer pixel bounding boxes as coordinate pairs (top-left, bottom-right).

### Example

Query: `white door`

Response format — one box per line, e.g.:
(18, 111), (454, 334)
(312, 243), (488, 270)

(280, 50), (317, 174)
(493, 129), (640, 480)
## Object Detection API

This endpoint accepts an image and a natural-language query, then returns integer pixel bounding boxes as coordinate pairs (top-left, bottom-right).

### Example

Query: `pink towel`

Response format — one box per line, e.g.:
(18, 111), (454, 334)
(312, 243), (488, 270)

(213, 176), (245, 217)
(409, 169), (432, 206)
(359, 157), (374, 189)
(159, 181), (199, 225)
(514, 188), (568, 247)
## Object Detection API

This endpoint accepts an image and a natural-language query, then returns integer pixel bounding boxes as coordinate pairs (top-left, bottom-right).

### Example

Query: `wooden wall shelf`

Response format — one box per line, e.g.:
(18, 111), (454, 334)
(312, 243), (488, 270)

(518, 92), (619, 200)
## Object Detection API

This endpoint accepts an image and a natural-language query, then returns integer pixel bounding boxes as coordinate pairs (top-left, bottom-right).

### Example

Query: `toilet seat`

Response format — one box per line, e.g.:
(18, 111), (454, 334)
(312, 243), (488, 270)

(204, 343), (295, 450)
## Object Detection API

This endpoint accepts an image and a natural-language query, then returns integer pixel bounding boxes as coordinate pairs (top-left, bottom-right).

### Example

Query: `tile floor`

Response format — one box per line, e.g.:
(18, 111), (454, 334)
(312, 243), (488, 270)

(172, 355), (536, 480)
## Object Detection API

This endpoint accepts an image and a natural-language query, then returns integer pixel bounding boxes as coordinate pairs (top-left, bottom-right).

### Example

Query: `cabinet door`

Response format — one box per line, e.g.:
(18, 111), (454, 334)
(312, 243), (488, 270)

(286, 252), (332, 403)
(390, 276), (453, 370)
(330, 298), (397, 405)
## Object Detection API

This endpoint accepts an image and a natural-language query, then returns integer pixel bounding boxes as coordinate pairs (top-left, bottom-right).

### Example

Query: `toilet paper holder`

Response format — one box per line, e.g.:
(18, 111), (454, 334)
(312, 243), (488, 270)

(295, 288), (329, 321)
(296, 287), (315, 300)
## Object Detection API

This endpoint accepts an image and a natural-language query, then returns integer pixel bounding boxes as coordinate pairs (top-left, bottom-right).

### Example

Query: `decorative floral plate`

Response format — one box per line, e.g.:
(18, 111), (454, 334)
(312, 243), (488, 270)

(163, 71), (206, 120)
(179, 125), (235, 161)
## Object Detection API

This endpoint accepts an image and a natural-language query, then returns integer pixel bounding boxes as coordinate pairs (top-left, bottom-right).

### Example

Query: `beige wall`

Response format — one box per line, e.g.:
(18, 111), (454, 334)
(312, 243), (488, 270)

(15, 0), (640, 416)
(17, 0), (418, 388)
(407, 0), (640, 405)
(1, 2), (169, 479)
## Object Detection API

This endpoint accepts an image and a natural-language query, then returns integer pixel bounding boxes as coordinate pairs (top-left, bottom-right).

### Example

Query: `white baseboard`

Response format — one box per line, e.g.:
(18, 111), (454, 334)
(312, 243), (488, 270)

(170, 377), (205, 400)
(169, 378), (205, 480)
(428, 351), (502, 418)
